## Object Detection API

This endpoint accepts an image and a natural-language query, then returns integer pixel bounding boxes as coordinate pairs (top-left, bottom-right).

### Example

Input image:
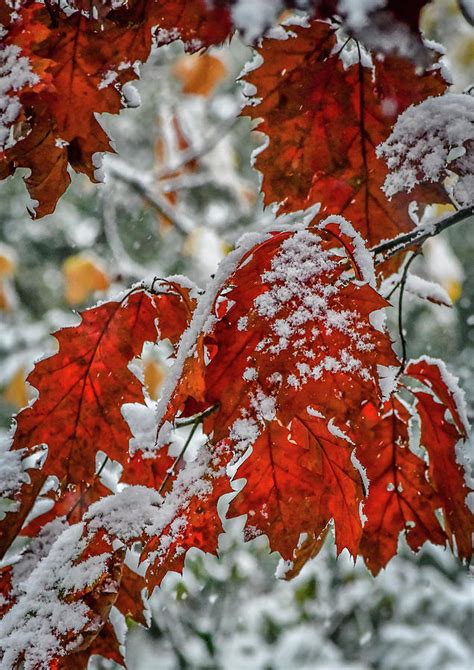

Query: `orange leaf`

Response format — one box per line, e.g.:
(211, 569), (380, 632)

(3, 367), (28, 410)
(63, 255), (110, 306)
(174, 53), (227, 96)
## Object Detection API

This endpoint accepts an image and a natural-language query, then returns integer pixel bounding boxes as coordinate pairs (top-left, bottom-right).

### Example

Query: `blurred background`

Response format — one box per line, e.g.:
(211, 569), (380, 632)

(0, 1), (473, 667)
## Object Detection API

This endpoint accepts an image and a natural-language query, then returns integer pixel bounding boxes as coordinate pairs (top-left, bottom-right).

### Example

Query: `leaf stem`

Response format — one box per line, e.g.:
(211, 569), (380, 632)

(175, 404), (218, 427)
(157, 420), (199, 496)
(396, 252), (419, 376)
(156, 405), (218, 495)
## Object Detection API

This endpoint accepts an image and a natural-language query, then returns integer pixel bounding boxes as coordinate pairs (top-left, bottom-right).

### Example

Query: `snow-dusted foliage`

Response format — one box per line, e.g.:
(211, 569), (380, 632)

(0, 523), (111, 669)
(378, 93), (474, 206)
(0, 44), (38, 151)
(0, 2), (473, 669)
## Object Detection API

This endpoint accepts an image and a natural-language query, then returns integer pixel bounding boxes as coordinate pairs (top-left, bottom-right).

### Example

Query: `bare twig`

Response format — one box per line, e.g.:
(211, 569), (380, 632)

(396, 252), (420, 376)
(371, 205), (473, 261)
(175, 404), (218, 428)
(157, 421), (199, 496)
(155, 117), (239, 179)
(157, 405), (218, 495)
(102, 199), (149, 279)
(106, 157), (195, 236)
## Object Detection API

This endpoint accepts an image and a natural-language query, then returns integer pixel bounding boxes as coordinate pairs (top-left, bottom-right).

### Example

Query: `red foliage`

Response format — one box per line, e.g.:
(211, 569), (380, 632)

(12, 290), (159, 482)
(244, 21), (447, 252)
(357, 398), (446, 575)
(0, 4), (472, 668)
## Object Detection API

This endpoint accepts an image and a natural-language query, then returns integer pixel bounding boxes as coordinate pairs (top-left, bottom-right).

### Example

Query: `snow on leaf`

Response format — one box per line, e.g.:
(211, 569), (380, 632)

(202, 221), (397, 439)
(158, 219), (397, 564)
(378, 93), (474, 207)
(0, 523), (124, 670)
(243, 20), (448, 255)
(0, 467), (46, 560)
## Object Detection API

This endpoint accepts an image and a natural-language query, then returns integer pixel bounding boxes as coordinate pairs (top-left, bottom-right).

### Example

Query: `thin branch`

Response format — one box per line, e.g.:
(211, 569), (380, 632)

(396, 252), (419, 376)
(157, 405), (218, 495)
(106, 157), (195, 236)
(96, 455), (110, 479)
(157, 420), (199, 496)
(371, 205), (473, 261)
(175, 404), (218, 428)
(155, 117), (239, 180)
(102, 199), (148, 279)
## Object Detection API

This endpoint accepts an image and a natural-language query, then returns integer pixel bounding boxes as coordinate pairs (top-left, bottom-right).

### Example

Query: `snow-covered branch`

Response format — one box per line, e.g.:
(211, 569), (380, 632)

(371, 205), (474, 260)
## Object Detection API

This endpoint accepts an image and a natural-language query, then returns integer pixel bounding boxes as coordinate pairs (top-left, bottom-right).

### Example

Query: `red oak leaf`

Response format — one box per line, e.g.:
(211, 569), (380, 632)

(229, 413), (364, 561)
(357, 398), (447, 575)
(202, 222), (397, 442)
(406, 356), (469, 437)
(244, 21), (447, 251)
(158, 219), (396, 564)
(415, 391), (473, 560)
(12, 289), (159, 483)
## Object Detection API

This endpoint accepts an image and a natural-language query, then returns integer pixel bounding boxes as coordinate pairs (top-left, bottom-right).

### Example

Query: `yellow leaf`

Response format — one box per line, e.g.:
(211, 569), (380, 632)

(445, 279), (462, 303)
(143, 360), (165, 400)
(4, 368), (28, 410)
(0, 244), (16, 277)
(173, 53), (227, 96)
(431, 203), (456, 217)
(63, 255), (110, 305)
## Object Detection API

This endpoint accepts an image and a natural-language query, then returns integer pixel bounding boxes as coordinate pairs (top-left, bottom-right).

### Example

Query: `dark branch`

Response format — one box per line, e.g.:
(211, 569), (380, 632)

(371, 205), (474, 260)
(396, 252), (419, 376)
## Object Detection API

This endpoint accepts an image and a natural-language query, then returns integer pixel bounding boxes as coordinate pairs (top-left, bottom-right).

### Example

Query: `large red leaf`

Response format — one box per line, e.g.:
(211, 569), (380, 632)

(415, 391), (473, 559)
(229, 414), (364, 561)
(157, 219), (397, 564)
(244, 21), (447, 250)
(357, 398), (446, 575)
(202, 221), (397, 440)
(12, 289), (159, 483)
